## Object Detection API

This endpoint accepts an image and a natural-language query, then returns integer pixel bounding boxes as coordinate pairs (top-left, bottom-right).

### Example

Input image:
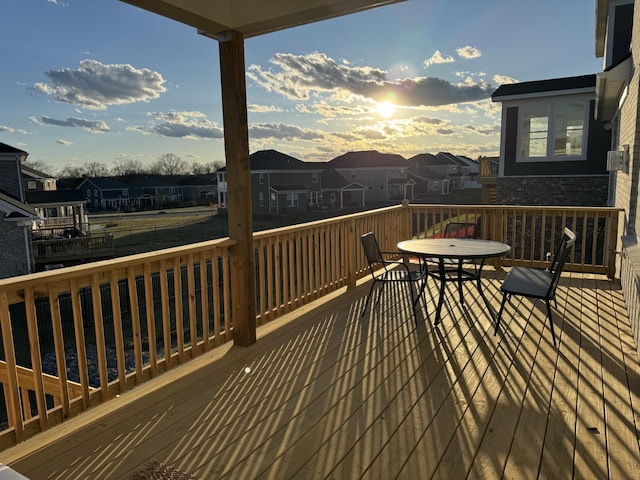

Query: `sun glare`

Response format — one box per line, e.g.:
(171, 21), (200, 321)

(376, 101), (396, 118)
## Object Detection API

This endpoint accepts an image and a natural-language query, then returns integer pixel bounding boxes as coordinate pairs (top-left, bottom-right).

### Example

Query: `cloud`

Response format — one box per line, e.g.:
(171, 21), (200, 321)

(423, 51), (455, 68)
(31, 59), (166, 110)
(248, 52), (493, 107)
(493, 74), (518, 85)
(248, 104), (283, 113)
(56, 139), (73, 146)
(129, 111), (224, 139)
(30, 115), (110, 133)
(456, 46), (482, 59)
(249, 123), (324, 140)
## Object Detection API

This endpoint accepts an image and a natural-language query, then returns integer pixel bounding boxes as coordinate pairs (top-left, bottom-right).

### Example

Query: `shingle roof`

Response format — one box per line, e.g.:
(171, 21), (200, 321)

(26, 189), (86, 205)
(0, 191), (38, 218)
(21, 165), (55, 179)
(80, 177), (129, 190)
(0, 142), (27, 156)
(491, 74), (596, 100)
(250, 150), (316, 170)
(329, 150), (407, 168)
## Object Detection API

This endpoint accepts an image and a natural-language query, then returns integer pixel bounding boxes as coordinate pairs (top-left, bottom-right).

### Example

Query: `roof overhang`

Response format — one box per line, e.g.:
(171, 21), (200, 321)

(595, 0), (609, 58)
(120, 0), (405, 39)
(595, 55), (632, 121)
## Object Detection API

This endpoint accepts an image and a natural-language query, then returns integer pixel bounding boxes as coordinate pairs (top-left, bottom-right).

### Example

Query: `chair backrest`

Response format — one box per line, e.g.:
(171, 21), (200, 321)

(444, 222), (478, 239)
(361, 232), (386, 274)
(547, 227), (576, 298)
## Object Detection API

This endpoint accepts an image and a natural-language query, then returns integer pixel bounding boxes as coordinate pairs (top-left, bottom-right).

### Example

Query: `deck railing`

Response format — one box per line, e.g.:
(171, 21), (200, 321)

(0, 203), (622, 450)
(32, 235), (115, 264)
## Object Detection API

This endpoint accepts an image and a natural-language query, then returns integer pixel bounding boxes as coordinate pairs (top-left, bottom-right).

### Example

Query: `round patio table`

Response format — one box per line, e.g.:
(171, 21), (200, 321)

(397, 238), (511, 324)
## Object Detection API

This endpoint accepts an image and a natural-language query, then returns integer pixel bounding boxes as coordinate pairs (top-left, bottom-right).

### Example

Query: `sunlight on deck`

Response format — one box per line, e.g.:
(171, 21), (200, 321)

(4, 270), (640, 479)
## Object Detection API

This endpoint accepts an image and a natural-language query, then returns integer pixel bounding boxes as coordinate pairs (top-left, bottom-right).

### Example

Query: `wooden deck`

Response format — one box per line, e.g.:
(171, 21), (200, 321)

(3, 269), (640, 479)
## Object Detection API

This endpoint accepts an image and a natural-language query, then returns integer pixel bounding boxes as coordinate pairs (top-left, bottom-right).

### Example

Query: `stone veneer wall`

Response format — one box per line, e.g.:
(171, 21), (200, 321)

(0, 221), (30, 279)
(495, 176), (609, 206)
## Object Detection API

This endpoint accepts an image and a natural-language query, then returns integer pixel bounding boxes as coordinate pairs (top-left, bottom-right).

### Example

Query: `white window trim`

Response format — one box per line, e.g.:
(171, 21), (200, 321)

(515, 97), (589, 163)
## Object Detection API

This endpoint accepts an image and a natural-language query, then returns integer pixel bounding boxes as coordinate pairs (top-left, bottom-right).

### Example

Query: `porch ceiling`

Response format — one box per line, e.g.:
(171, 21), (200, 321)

(119, 0), (405, 38)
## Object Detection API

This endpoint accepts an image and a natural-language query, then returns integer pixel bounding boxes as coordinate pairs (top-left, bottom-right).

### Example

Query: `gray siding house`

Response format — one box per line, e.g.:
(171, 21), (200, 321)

(0, 143), (39, 278)
(491, 74), (611, 206)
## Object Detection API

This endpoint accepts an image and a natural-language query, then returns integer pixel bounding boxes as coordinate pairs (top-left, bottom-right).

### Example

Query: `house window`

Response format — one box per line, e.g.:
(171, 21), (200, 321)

(94, 189), (98, 196)
(259, 173), (264, 184)
(271, 192), (277, 207)
(122, 189), (127, 196)
(27, 181), (36, 190)
(308, 191), (319, 205)
(87, 189), (91, 197)
(312, 173), (319, 184)
(286, 193), (299, 207)
(259, 192), (264, 207)
(519, 101), (586, 161)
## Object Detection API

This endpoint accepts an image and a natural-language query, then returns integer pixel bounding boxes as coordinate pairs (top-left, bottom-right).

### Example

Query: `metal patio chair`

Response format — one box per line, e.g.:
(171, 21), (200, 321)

(360, 232), (427, 322)
(494, 227), (577, 347)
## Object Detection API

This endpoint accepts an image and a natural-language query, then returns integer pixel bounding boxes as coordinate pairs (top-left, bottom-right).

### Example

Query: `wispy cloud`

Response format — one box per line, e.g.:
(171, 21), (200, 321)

(423, 50), (456, 68)
(249, 123), (324, 140)
(248, 52), (493, 107)
(31, 59), (166, 110)
(56, 139), (73, 145)
(248, 104), (284, 113)
(128, 111), (223, 139)
(0, 125), (28, 134)
(30, 115), (110, 133)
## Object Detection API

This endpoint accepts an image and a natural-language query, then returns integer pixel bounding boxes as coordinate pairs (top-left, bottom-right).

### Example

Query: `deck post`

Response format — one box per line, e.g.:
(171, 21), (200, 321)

(218, 30), (257, 346)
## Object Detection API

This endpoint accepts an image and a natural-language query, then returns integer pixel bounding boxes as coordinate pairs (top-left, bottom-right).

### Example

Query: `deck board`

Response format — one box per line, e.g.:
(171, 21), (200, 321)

(3, 270), (640, 480)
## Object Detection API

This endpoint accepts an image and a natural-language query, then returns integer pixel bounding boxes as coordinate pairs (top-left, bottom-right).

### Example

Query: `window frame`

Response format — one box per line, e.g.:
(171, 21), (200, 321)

(516, 97), (589, 163)
(286, 193), (299, 207)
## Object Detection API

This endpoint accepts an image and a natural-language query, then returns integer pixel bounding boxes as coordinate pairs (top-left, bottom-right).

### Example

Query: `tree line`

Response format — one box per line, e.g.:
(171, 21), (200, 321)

(25, 153), (224, 179)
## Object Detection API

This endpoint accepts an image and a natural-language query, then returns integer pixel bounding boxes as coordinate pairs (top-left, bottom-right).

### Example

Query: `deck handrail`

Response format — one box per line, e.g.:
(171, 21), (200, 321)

(0, 203), (622, 450)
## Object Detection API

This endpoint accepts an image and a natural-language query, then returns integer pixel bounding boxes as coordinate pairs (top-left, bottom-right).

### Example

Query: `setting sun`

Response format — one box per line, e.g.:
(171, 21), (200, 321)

(376, 101), (396, 118)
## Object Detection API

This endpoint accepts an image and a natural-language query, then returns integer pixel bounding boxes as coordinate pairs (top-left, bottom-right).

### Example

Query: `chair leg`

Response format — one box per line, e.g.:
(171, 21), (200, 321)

(374, 282), (386, 307)
(457, 260), (464, 304)
(495, 293), (508, 335)
(407, 282), (419, 324)
(545, 299), (557, 347)
(362, 281), (377, 317)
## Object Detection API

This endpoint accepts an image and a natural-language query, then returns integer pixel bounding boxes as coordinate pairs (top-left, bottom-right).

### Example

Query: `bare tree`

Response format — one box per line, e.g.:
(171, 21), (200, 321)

(191, 160), (224, 175)
(57, 165), (87, 179)
(84, 161), (110, 177)
(23, 158), (54, 175)
(153, 153), (187, 176)
(112, 158), (145, 176)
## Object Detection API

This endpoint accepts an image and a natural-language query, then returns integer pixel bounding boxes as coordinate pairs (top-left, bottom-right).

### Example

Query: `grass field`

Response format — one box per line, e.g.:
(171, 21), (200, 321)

(92, 188), (483, 258)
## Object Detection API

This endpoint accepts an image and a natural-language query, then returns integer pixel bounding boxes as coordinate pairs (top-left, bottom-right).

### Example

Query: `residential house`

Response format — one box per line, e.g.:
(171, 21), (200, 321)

(595, 0), (640, 353)
(321, 168), (366, 209)
(22, 165), (88, 233)
(408, 152), (475, 196)
(178, 175), (217, 205)
(0, 143), (39, 278)
(78, 177), (131, 211)
(126, 175), (185, 209)
(217, 150), (324, 215)
(491, 74), (611, 206)
(328, 150), (412, 203)
(21, 164), (57, 192)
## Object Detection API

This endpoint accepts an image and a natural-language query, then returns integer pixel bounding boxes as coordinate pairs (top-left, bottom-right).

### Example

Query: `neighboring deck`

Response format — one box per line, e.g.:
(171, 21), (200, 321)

(3, 269), (640, 479)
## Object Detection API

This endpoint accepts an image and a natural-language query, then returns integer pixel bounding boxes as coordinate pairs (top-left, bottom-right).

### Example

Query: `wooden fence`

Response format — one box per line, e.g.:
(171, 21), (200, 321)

(0, 203), (622, 450)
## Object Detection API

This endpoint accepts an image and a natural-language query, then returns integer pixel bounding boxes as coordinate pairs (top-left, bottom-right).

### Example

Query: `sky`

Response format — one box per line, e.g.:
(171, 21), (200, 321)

(1, 0), (602, 174)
